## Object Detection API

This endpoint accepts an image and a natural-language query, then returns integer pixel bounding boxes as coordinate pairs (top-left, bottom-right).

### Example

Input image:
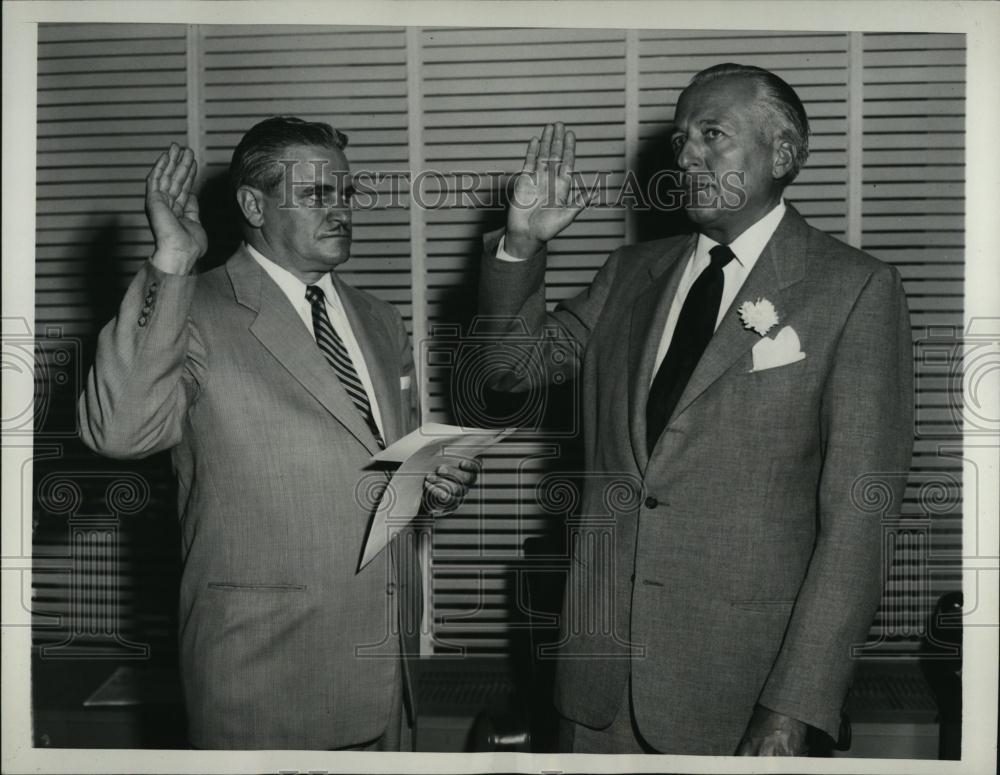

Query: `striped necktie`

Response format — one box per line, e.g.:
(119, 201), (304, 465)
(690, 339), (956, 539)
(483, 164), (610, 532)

(305, 285), (385, 449)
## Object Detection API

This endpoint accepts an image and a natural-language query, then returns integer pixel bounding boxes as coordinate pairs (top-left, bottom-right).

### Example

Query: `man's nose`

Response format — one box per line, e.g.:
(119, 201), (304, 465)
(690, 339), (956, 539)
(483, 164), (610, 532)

(325, 195), (352, 219)
(327, 209), (351, 230)
(676, 137), (704, 170)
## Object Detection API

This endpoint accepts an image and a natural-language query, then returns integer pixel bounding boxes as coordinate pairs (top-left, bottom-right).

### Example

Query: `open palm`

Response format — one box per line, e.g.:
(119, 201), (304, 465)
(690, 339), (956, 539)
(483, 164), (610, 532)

(505, 123), (586, 257)
(145, 143), (208, 275)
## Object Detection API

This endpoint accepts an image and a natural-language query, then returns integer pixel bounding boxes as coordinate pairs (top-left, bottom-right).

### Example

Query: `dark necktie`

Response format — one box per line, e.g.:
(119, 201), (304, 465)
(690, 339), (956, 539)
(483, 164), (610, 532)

(646, 244), (736, 454)
(305, 285), (385, 449)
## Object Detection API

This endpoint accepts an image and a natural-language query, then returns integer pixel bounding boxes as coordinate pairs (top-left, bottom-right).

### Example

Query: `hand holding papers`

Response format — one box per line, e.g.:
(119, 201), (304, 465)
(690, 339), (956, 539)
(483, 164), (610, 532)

(359, 423), (516, 569)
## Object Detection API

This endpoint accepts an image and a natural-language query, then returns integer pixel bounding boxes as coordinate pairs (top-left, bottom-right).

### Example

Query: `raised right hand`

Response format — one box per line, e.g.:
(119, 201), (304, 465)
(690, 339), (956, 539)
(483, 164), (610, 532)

(504, 122), (588, 259)
(145, 143), (207, 275)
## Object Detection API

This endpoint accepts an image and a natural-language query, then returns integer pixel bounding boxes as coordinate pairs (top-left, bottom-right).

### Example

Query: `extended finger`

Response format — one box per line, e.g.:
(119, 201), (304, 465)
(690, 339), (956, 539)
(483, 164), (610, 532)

(146, 150), (168, 192)
(536, 124), (554, 167)
(177, 156), (198, 210)
(435, 463), (478, 486)
(429, 467), (470, 487)
(168, 148), (194, 201)
(550, 122), (565, 165)
(440, 457), (482, 475)
(560, 130), (577, 178)
(521, 136), (539, 174)
(160, 143), (180, 193)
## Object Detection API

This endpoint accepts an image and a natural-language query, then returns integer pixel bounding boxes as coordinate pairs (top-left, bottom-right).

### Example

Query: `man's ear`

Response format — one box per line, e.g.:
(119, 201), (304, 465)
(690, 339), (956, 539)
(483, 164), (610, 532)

(236, 185), (266, 228)
(772, 138), (795, 181)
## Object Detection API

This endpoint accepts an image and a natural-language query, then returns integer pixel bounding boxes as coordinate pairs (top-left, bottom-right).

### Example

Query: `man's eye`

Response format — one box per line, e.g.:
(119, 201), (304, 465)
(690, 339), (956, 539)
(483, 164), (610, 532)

(704, 128), (723, 140)
(671, 135), (685, 152)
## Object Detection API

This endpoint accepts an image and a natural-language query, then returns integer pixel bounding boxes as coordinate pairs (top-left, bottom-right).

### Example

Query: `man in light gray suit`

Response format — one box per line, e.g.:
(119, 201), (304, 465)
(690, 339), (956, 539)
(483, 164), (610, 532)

(478, 64), (913, 755)
(79, 117), (477, 749)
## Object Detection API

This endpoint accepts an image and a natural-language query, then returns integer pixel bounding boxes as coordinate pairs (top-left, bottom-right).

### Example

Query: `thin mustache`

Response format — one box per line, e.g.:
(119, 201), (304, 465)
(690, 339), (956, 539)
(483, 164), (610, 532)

(323, 224), (352, 236)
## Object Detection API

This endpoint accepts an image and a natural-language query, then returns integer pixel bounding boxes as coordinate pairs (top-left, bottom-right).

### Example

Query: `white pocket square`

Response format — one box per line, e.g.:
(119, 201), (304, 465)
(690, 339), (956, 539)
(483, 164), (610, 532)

(751, 325), (806, 372)
(400, 375), (411, 389)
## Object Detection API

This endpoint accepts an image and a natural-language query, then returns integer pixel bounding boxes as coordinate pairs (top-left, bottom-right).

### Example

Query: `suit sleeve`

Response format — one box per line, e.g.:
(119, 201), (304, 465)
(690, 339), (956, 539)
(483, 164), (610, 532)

(78, 261), (205, 459)
(758, 263), (914, 739)
(477, 227), (624, 392)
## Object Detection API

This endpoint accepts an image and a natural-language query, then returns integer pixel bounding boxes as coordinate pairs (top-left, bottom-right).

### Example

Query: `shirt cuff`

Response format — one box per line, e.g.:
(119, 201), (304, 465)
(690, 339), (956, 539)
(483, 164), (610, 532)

(495, 235), (530, 263)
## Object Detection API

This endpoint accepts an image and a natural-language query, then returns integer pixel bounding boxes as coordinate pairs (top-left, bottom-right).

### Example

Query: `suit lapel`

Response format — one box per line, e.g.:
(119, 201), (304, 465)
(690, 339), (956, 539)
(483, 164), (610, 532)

(226, 248), (380, 454)
(332, 273), (402, 445)
(627, 234), (697, 471)
(665, 206), (810, 426)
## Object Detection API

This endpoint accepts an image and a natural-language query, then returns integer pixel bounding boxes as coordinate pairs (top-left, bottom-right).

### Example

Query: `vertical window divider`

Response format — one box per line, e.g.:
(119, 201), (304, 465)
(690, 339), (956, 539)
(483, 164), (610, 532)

(625, 29), (639, 245)
(405, 26), (434, 657)
(846, 31), (864, 250)
(186, 25), (204, 183)
(406, 26), (428, 422)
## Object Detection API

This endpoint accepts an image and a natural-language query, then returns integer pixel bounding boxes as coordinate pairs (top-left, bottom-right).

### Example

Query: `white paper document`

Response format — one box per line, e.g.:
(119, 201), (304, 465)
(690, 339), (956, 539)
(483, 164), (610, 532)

(359, 423), (516, 569)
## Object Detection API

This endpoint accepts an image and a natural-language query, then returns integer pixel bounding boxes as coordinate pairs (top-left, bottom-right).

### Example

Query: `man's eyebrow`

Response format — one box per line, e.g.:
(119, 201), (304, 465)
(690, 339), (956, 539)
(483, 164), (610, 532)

(671, 117), (729, 134)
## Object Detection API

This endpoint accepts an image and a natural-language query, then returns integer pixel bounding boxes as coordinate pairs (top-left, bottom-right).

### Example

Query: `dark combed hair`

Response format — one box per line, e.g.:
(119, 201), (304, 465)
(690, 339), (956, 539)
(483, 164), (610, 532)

(229, 116), (349, 193)
(685, 63), (810, 181)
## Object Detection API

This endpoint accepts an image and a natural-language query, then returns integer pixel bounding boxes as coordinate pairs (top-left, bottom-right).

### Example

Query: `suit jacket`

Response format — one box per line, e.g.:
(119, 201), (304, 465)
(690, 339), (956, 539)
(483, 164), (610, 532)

(478, 205), (914, 754)
(79, 246), (421, 749)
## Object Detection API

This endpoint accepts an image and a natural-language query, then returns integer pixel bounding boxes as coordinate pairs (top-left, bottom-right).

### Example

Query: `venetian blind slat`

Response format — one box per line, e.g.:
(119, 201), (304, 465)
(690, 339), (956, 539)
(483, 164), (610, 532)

(423, 27), (615, 656)
(861, 32), (966, 653)
(199, 24), (414, 326)
(33, 23), (190, 657)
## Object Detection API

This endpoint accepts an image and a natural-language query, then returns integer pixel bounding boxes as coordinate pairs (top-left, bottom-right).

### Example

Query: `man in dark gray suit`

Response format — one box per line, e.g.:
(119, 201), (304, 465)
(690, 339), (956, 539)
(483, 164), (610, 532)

(80, 117), (478, 749)
(478, 64), (913, 755)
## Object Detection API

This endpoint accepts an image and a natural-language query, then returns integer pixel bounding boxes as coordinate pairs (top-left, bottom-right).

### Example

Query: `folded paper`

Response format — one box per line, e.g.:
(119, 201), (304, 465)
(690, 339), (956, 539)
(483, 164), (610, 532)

(359, 423), (516, 569)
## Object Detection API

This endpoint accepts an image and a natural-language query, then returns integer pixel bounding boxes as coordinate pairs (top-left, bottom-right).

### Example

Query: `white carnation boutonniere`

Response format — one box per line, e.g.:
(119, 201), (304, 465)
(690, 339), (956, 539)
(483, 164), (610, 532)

(738, 298), (779, 337)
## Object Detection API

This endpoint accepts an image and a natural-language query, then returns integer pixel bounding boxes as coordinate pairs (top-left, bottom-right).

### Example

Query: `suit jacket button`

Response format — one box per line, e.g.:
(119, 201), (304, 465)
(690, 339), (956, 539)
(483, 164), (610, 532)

(138, 316), (148, 326)
(644, 496), (658, 508)
(386, 582), (396, 595)
(142, 305), (152, 315)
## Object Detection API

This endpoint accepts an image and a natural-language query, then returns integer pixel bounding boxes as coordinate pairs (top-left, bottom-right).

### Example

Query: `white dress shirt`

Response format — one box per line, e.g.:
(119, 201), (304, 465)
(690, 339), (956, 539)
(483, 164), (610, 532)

(648, 199), (786, 383)
(246, 243), (384, 435)
(495, 201), (787, 386)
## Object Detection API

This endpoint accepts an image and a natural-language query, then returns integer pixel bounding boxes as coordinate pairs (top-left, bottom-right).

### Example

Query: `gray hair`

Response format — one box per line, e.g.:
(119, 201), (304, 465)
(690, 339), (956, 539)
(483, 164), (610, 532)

(684, 63), (810, 182)
(229, 116), (349, 193)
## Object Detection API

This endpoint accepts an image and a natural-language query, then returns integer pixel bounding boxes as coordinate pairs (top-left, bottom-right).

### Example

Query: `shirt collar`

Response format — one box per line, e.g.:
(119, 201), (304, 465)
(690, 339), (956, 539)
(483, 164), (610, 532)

(695, 198), (787, 270)
(245, 242), (335, 303)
